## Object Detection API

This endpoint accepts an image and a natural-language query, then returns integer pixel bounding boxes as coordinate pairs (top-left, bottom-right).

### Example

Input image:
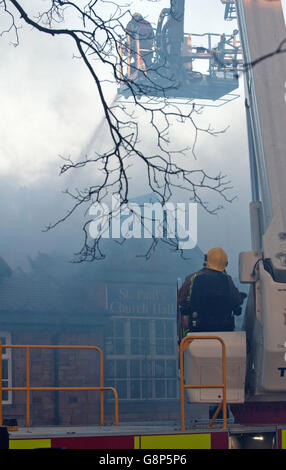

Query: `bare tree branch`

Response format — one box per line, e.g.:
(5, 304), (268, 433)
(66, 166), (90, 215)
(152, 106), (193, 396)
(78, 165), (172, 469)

(1, 0), (239, 261)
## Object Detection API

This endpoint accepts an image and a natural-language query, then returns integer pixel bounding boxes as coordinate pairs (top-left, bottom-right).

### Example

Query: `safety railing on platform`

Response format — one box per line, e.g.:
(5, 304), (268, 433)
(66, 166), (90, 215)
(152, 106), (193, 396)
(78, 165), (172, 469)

(179, 335), (227, 430)
(119, 30), (242, 82)
(0, 343), (119, 428)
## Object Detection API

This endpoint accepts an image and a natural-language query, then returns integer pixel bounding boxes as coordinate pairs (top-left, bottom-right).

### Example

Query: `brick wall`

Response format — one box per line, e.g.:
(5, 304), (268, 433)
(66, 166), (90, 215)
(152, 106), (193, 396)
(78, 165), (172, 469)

(3, 327), (185, 427)
(3, 328), (104, 427)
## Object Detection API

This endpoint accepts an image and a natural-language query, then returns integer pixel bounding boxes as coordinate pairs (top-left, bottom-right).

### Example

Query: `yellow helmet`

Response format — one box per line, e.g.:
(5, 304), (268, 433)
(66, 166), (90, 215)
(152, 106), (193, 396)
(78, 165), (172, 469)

(132, 12), (143, 18)
(205, 247), (228, 272)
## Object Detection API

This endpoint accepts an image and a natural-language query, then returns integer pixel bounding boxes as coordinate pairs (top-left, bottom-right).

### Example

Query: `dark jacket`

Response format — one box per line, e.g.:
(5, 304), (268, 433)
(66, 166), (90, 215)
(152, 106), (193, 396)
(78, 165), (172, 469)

(126, 17), (154, 67)
(178, 268), (242, 332)
(126, 17), (154, 42)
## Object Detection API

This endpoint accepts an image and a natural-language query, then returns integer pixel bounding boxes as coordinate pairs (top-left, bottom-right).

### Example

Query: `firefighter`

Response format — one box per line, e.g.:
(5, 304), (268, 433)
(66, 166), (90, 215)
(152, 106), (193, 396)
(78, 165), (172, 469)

(126, 12), (154, 70)
(178, 247), (244, 335)
(215, 33), (227, 70)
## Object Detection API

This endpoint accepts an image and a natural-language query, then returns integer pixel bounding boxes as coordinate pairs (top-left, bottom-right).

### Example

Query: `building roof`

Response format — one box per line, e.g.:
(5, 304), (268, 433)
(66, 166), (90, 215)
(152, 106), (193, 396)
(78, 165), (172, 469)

(0, 241), (203, 326)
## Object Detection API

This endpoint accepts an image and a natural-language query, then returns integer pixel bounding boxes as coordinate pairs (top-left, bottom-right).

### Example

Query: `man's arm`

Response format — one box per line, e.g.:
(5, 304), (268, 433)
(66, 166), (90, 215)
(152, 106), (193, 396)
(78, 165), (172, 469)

(177, 275), (192, 305)
(227, 275), (244, 315)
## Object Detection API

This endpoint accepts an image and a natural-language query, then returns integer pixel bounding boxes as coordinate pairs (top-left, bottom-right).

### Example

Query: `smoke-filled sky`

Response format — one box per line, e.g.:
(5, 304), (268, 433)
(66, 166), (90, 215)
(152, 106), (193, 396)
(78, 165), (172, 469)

(1, 0), (281, 276)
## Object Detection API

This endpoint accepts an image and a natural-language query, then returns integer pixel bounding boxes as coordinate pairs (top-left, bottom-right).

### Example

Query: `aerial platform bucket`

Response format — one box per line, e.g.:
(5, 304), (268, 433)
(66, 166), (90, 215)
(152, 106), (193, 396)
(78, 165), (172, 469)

(184, 331), (246, 404)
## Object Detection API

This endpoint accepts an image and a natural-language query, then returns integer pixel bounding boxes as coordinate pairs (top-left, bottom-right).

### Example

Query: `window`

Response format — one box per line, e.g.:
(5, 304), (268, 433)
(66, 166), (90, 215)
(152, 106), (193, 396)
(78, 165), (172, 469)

(105, 318), (178, 400)
(106, 318), (127, 355)
(130, 319), (150, 355)
(0, 332), (12, 404)
(155, 319), (175, 355)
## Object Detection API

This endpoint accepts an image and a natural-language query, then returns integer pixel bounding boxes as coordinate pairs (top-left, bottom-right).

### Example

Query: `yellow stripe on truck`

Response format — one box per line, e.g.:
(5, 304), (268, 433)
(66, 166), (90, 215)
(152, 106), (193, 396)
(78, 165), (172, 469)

(282, 430), (286, 449)
(9, 439), (51, 449)
(137, 433), (211, 449)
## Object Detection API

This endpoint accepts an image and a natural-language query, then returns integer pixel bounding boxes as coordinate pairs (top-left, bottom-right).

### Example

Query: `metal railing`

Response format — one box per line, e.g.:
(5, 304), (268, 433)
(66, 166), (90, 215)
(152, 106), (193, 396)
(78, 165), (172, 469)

(119, 37), (150, 80)
(0, 343), (119, 428)
(119, 30), (243, 79)
(179, 335), (227, 430)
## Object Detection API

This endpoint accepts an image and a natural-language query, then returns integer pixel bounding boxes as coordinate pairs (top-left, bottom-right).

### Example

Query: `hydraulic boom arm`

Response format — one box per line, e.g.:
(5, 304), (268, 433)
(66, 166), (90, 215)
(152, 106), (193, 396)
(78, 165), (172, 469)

(237, 0), (286, 398)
